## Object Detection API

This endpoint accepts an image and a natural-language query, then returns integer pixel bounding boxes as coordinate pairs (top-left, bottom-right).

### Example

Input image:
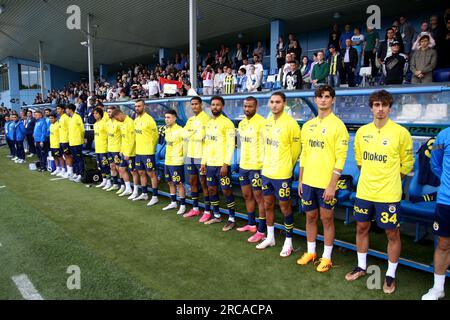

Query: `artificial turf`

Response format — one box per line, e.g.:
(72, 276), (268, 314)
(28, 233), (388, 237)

(0, 146), (448, 300)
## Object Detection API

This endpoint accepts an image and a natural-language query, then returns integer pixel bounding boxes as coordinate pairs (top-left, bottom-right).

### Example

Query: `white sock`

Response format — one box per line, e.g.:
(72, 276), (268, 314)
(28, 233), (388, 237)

(193, 207), (199, 211)
(386, 261), (398, 278)
(125, 181), (131, 189)
(322, 245), (333, 260)
(284, 237), (293, 248)
(67, 166), (73, 175)
(267, 226), (275, 241)
(133, 185), (139, 193)
(171, 201), (177, 206)
(433, 274), (446, 292)
(307, 241), (316, 254)
(357, 252), (367, 270)
(228, 216), (235, 223)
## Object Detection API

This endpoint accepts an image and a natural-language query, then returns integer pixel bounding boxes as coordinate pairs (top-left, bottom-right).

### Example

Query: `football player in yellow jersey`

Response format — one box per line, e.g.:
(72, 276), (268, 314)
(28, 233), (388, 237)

(56, 105), (73, 179)
(111, 109), (139, 199)
(93, 107), (112, 190)
(161, 110), (187, 215)
(182, 97), (212, 219)
(105, 106), (122, 192)
(49, 112), (66, 177)
(297, 85), (349, 272)
(200, 96), (237, 230)
(257, 92), (301, 257)
(66, 104), (85, 183)
(132, 99), (160, 206)
(345, 90), (414, 294)
(236, 97), (267, 243)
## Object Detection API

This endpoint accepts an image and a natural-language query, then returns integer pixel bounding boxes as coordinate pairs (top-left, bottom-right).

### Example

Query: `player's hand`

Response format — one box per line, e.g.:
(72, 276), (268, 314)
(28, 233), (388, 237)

(200, 164), (206, 175)
(298, 182), (303, 198)
(220, 164), (228, 177)
(124, 156), (129, 161)
(323, 186), (336, 202)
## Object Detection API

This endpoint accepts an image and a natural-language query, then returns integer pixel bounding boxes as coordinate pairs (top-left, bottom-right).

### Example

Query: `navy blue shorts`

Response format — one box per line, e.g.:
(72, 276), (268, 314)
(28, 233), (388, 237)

(60, 143), (71, 155)
(108, 152), (121, 165)
(185, 157), (204, 176)
(164, 165), (185, 184)
(51, 148), (61, 158)
(239, 168), (262, 191)
(135, 154), (156, 172)
(96, 153), (109, 170)
(261, 175), (292, 202)
(69, 145), (83, 159)
(301, 184), (337, 212)
(353, 197), (400, 230)
(433, 204), (450, 237)
(206, 166), (232, 190)
(119, 155), (136, 171)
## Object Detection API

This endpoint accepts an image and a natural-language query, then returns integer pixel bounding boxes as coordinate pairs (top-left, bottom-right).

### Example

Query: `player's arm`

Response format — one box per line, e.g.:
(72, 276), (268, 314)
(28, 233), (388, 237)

(150, 118), (159, 150)
(354, 130), (362, 171)
(298, 124), (307, 197)
(222, 123), (236, 177)
(126, 122), (135, 159)
(324, 126), (349, 200)
(431, 134), (444, 179)
(399, 130), (414, 179)
(291, 121), (301, 168)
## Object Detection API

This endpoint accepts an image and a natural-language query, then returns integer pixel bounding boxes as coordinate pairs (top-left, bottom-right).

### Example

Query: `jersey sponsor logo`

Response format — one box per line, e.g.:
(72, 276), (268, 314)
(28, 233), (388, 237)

(354, 206), (369, 215)
(381, 139), (389, 146)
(206, 134), (217, 141)
(433, 221), (439, 231)
(388, 205), (396, 213)
(241, 136), (253, 143)
(135, 129), (143, 134)
(254, 172), (260, 179)
(266, 138), (279, 147)
(282, 182), (288, 188)
(301, 199), (313, 206)
(363, 151), (387, 163)
(167, 141), (174, 146)
(308, 139), (325, 149)
(321, 128), (327, 135)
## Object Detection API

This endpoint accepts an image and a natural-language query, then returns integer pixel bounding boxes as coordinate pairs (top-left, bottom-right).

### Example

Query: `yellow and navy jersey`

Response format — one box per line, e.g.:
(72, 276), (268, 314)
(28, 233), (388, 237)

(106, 118), (122, 153)
(262, 111), (301, 179)
(238, 114), (266, 170)
(202, 114), (236, 166)
(134, 113), (158, 155)
(355, 119), (414, 202)
(58, 113), (70, 143)
(300, 113), (349, 189)
(68, 113), (85, 146)
(94, 118), (108, 154)
(165, 123), (185, 166)
(120, 116), (136, 157)
(183, 111), (210, 159)
(49, 122), (60, 149)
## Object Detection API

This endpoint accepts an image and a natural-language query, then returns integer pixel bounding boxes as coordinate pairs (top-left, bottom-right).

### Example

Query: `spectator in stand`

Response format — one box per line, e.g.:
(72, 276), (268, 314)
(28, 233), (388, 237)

(205, 52), (214, 66)
(383, 41), (408, 85)
(342, 39), (359, 87)
(246, 65), (260, 93)
(284, 60), (302, 91)
(363, 26), (380, 78)
(410, 35), (437, 84)
(236, 68), (248, 93)
(391, 22), (405, 53)
(340, 24), (353, 53)
(224, 67), (236, 94)
(430, 14), (447, 68)
(253, 54), (264, 92)
(445, 18), (450, 68)
(241, 57), (251, 75)
(202, 65), (214, 96)
(76, 97), (87, 121)
(214, 67), (224, 95)
(184, 81), (198, 96)
(279, 53), (294, 88)
(329, 24), (342, 50)
(276, 37), (288, 70)
(300, 56), (313, 90)
(311, 51), (329, 88)
(351, 26), (365, 83)
(234, 43), (245, 70)
(287, 34), (302, 63)
(399, 16), (416, 57)
(412, 21), (436, 51)
(117, 89), (130, 102)
(377, 28), (397, 69)
(25, 109), (36, 157)
(143, 75), (160, 98)
(253, 41), (265, 61)
(327, 44), (343, 88)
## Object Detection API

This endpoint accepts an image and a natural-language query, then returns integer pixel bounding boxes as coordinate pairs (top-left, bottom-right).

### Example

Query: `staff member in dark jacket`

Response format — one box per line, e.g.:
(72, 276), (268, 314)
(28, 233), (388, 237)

(25, 109), (36, 157)
(342, 39), (358, 87)
(383, 41), (408, 85)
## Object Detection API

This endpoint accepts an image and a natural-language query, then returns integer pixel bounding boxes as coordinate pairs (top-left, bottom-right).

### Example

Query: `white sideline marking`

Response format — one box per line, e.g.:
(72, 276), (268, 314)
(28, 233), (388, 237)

(11, 274), (44, 300)
(0, 186), (6, 188)
(50, 178), (65, 181)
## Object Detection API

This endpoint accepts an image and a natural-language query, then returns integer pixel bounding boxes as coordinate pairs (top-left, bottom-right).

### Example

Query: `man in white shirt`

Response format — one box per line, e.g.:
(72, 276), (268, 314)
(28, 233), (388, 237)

(143, 75), (160, 98)
(253, 54), (264, 92)
(185, 81), (198, 96)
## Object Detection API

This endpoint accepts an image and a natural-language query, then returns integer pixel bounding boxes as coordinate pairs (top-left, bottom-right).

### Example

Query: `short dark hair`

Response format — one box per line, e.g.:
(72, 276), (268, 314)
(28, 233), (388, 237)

(314, 85), (336, 99)
(210, 96), (225, 106)
(245, 96), (258, 106)
(271, 91), (286, 102)
(50, 112), (58, 118)
(107, 106), (117, 111)
(165, 109), (178, 118)
(44, 108), (51, 112)
(239, 67), (246, 74)
(135, 99), (145, 105)
(65, 104), (76, 112)
(419, 34), (430, 41)
(56, 104), (65, 110)
(190, 96), (202, 104)
(94, 107), (104, 118)
(369, 90), (394, 108)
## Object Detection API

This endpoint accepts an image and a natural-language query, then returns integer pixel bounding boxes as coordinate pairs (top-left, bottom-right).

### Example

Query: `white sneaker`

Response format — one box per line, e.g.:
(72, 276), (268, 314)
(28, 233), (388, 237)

(147, 196), (159, 206)
(96, 180), (106, 188)
(280, 242), (293, 258)
(57, 170), (65, 177)
(422, 288), (445, 300)
(27, 154), (34, 158)
(162, 202), (177, 211)
(103, 181), (113, 190)
(119, 189), (133, 197)
(116, 185), (125, 194)
(133, 193), (148, 201)
(14, 159), (20, 163)
(51, 168), (60, 176)
(177, 205), (187, 215)
(70, 174), (78, 181)
(106, 184), (119, 192)
(256, 238), (276, 250)
(73, 175), (82, 183)
(11, 157), (18, 161)
(128, 192), (139, 200)
(20, 159), (26, 164)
